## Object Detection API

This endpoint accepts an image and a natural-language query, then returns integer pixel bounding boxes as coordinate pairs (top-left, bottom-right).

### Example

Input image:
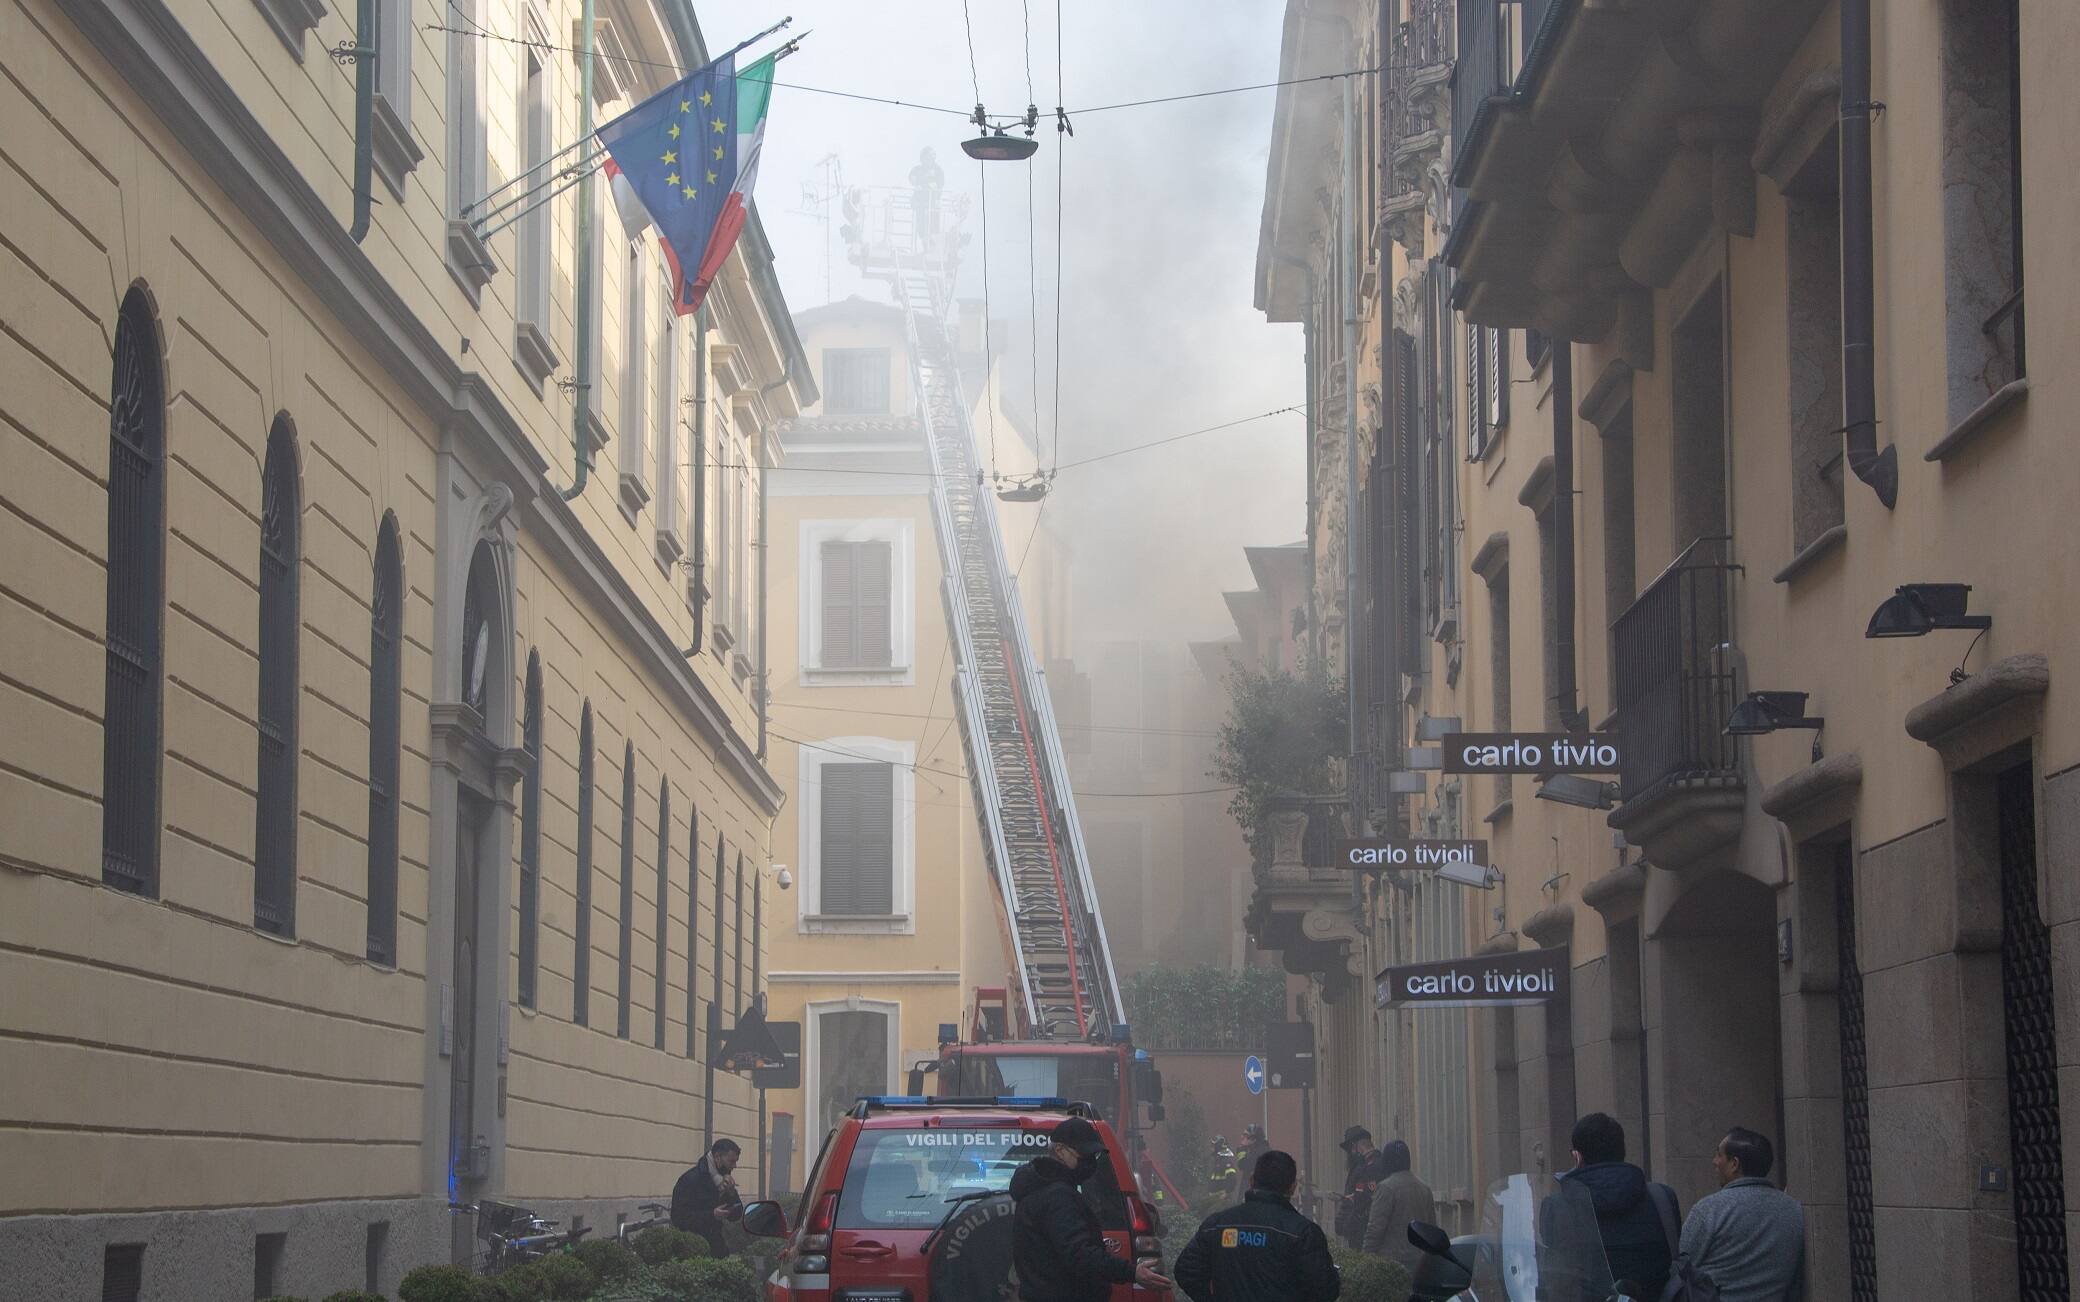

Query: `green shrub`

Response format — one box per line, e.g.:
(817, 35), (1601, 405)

(534, 1253), (596, 1300)
(321, 1292), (388, 1302)
(257, 1296), (307, 1302)
(485, 1261), (553, 1302)
(650, 1257), (759, 1302)
(569, 1238), (641, 1283)
(629, 1226), (705, 1265)
(1333, 1249), (1413, 1302)
(584, 1280), (666, 1302)
(397, 1264), (495, 1302)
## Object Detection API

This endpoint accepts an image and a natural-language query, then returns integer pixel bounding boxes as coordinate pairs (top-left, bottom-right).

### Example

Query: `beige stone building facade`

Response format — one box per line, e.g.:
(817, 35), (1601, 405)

(1257, 0), (2080, 1293)
(0, 0), (813, 1296)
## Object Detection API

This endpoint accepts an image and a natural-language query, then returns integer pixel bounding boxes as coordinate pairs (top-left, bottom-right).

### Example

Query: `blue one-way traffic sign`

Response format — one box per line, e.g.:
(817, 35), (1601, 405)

(1244, 1055), (1265, 1095)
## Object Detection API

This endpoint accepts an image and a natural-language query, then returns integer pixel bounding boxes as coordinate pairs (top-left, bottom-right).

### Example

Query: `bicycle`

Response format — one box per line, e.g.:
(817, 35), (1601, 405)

(616, 1201), (674, 1244)
(451, 1199), (592, 1274)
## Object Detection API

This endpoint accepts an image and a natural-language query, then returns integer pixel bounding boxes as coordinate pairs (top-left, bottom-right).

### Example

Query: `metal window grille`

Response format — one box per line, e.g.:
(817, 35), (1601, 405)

(574, 704), (595, 1026)
(518, 655), (543, 1008)
(1834, 842), (1877, 1300)
(102, 289), (166, 896)
(819, 762), (896, 915)
(102, 1244), (144, 1302)
(1998, 762), (2068, 1299)
(1610, 536), (1738, 802)
(365, 516), (403, 964)
(685, 807), (702, 1058)
(655, 781), (671, 1048)
(254, 419), (300, 937)
(618, 742), (636, 1039)
(733, 852), (746, 1011)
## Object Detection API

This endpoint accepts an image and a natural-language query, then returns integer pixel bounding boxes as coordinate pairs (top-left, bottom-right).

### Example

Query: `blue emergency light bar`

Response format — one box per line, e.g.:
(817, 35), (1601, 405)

(859, 1095), (1071, 1109)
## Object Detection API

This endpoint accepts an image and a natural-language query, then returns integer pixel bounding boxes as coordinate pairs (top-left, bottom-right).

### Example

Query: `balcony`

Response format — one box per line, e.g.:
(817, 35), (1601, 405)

(1379, 0), (1454, 255)
(1246, 794), (1367, 1000)
(1441, 0), (1829, 341)
(1607, 537), (1744, 871)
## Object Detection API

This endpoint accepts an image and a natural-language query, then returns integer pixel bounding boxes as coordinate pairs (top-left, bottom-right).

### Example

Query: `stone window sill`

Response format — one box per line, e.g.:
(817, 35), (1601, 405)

(618, 471), (651, 524)
(655, 527), (685, 570)
(514, 321), (560, 394)
(446, 220), (496, 305)
(731, 651), (755, 685)
(800, 913), (912, 936)
(803, 664), (913, 688)
(252, 0), (325, 60)
(1483, 798), (1514, 826)
(371, 92), (423, 202)
(1771, 523), (1847, 584)
(712, 623), (738, 655)
(1926, 377), (2028, 462)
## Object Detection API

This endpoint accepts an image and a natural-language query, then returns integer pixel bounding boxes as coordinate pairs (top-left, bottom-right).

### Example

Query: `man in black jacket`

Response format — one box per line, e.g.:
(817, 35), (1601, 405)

(670, 1138), (743, 1257)
(1334, 1126), (1389, 1250)
(1174, 1150), (1340, 1302)
(1011, 1117), (1172, 1300)
(1540, 1113), (1677, 1301)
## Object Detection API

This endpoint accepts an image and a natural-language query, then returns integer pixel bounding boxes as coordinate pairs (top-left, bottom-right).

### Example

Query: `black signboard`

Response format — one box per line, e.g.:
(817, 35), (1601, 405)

(753, 1019), (801, 1090)
(1441, 733), (1621, 775)
(715, 1006), (789, 1072)
(1335, 838), (1489, 871)
(1264, 1020), (1315, 1090)
(1376, 948), (1569, 1009)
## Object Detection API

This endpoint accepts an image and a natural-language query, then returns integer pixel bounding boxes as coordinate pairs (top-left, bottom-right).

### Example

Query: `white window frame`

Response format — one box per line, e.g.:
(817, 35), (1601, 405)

(655, 285), (683, 565)
(443, 0), (494, 298)
(799, 518), (915, 686)
(803, 997), (900, 1140)
(619, 240), (649, 520)
(796, 736), (915, 934)
(512, 4), (560, 387)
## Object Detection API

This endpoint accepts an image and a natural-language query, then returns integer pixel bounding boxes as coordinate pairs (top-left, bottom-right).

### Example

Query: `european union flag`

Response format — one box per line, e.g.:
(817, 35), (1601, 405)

(599, 51), (774, 315)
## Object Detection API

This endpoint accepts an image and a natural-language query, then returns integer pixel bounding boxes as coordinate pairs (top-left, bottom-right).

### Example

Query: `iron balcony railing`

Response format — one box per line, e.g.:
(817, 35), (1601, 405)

(1610, 536), (1740, 803)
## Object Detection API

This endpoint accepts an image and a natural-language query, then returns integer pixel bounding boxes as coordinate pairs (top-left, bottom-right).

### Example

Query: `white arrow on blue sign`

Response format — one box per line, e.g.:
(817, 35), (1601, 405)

(1243, 1055), (1265, 1096)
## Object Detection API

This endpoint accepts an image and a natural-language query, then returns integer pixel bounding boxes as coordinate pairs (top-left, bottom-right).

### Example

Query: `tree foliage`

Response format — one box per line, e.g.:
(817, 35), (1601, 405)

(1123, 963), (1287, 1052)
(1210, 659), (1346, 848)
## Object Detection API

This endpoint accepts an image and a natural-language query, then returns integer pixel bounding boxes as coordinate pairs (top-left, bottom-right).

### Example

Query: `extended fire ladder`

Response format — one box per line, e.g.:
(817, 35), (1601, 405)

(875, 245), (1124, 1043)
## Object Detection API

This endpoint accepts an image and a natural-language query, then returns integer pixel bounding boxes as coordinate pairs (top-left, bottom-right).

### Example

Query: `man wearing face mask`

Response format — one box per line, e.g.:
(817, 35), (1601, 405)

(1011, 1117), (1173, 1300)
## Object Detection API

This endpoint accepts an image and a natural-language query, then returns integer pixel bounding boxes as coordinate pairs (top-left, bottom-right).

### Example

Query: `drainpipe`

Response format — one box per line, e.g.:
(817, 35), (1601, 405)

(684, 308), (710, 657)
(1341, 78), (1363, 807)
(557, 0), (599, 501)
(1275, 254), (1319, 658)
(1840, 0), (1898, 508)
(1551, 343), (1580, 730)
(754, 359), (794, 762)
(349, 0), (376, 242)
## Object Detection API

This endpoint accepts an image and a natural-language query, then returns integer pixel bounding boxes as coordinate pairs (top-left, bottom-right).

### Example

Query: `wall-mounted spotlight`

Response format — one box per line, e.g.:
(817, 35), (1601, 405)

(1726, 690), (1826, 760)
(1864, 583), (1991, 639)
(1434, 859), (1502, 890)
(1534, 774), (1619, 811)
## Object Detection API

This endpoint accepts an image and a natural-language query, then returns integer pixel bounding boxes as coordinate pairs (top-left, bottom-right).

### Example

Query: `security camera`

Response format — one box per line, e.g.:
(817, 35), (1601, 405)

(775, 865), (793, 891)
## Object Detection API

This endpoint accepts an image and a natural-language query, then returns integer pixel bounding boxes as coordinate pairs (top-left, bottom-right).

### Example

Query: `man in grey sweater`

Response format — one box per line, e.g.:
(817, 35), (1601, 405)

(1678, 1128), (1805, 1302)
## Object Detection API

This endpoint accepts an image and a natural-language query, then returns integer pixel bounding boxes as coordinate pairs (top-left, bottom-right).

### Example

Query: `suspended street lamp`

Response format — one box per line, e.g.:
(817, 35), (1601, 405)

(963, 103), (1041, 161)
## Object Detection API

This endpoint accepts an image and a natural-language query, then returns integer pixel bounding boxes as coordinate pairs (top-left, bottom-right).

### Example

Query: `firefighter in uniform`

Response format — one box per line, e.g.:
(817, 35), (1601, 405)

(1208, 1136), (1239, 1205)
(1174, 1149), (1341, 1302)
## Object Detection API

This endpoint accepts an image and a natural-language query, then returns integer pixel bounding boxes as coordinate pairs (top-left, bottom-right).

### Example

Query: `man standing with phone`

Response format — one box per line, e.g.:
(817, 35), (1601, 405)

(1011, 1117), (1173, 1299)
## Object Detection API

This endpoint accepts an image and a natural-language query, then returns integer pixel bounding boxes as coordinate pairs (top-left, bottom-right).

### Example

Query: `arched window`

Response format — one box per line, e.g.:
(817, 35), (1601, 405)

(685, 805), (701, 1058)
(254, 416), (300, 936)
(654, 778), (670, 1049)
(365, 513), (403, 964)
(732, 852), (746, 1013)
(101, 287), (167, 896)
(518, 652), (543, 1008)
(574, 702), (594, 1026)
(617, 740), (636, 1039)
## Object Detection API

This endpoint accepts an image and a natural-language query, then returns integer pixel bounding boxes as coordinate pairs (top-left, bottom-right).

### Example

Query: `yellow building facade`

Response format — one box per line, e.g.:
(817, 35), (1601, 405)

(0, 0), (811, 1295)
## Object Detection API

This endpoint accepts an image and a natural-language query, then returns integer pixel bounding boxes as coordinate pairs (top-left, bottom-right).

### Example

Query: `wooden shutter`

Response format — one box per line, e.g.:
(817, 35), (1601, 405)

(820, 762), (895, 916)
(821, 541), (858, 668)
(1489, 327), (1508, 429)
(1466, 318), (1487, 459)
(858, 541), (894, 667)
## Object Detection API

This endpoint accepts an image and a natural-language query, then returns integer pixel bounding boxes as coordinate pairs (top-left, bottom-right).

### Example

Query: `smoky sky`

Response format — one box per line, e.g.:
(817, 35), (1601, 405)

(705, 0), (1307, 646)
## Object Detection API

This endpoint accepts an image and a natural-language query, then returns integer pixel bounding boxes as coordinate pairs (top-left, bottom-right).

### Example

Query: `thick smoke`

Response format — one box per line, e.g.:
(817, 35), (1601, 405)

(719, 0), (1306, 645)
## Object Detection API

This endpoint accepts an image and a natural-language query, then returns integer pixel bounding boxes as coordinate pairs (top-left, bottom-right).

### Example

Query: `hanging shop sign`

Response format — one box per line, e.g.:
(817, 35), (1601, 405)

(1376, 947), (1569, 1009)
(1336, 837), (1489, 871)
(1441, 733), (1621, 776)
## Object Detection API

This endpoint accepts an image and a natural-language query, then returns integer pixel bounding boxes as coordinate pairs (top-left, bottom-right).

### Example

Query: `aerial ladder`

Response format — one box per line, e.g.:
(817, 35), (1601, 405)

(842, 181), (1123, 1042)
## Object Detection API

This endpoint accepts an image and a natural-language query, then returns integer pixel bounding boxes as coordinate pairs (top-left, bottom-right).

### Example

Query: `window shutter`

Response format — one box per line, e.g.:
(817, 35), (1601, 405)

(821, 541), (857, 668)
(858, 541), (894, 668)
(1489, 327), (1508, 429)
(820, 762), (895, 916)
(1466, 318), (1486, 458)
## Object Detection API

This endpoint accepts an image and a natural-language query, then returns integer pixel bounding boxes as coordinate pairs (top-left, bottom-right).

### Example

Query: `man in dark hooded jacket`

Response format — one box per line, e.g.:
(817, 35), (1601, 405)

(1541, 1113), (1678, 1301)
(1175, 1149), (1340, 1302)
(1011, 1116), (1172, 1301)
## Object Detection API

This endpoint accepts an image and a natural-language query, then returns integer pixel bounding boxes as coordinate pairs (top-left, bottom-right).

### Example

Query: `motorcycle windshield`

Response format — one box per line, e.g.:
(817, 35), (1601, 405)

(1469, 1173), (1616, 1302)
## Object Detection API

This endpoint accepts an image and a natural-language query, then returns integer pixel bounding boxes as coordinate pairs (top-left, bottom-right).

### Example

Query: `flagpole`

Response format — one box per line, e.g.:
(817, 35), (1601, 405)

(459, 18), (794, 222)
(471, 148), (607, 239)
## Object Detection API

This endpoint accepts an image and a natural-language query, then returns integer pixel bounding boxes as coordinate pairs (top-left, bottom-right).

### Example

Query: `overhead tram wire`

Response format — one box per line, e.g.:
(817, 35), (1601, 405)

(1051, 0), (1066, 475)
(977, 160), (1003, 483)
(960, 0), (985, 104)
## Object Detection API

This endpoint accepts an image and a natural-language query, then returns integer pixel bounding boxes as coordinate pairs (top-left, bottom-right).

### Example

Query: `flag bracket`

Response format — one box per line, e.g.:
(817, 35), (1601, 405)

(328, 41), (373, 66)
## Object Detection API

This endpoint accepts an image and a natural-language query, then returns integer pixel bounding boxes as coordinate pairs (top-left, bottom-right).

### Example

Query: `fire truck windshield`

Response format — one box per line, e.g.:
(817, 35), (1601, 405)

(950, 1054), (1123, 1129)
